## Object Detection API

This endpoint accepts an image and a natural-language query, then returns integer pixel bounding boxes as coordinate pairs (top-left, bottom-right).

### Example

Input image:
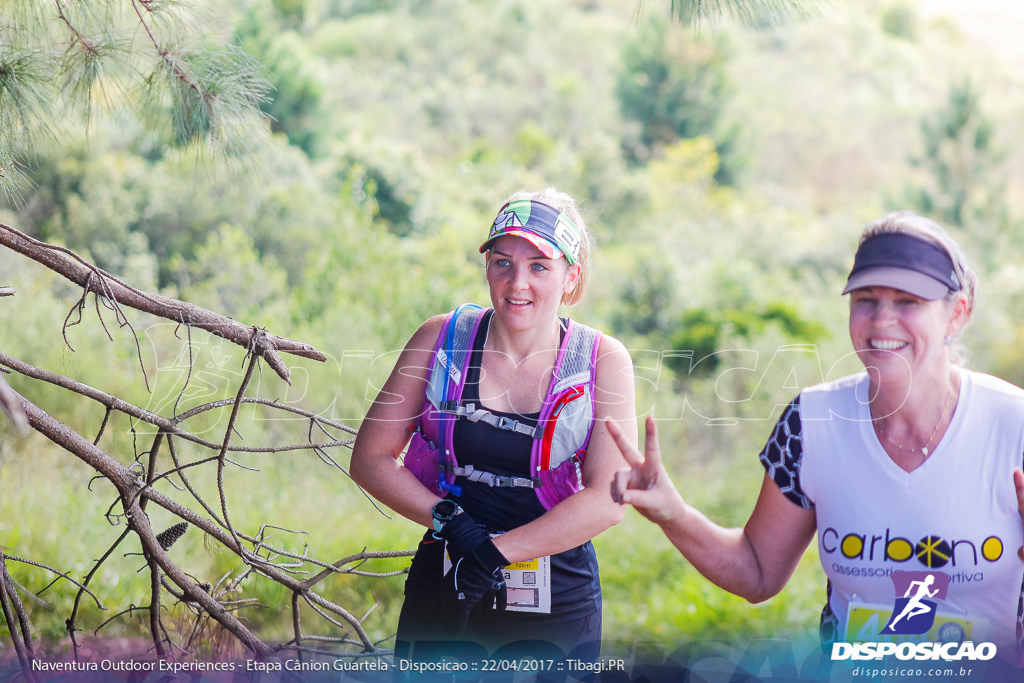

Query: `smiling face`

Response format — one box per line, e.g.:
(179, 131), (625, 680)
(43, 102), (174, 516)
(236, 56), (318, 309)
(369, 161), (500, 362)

(485, 235), (580, 330)
(848, 286), (966, 385)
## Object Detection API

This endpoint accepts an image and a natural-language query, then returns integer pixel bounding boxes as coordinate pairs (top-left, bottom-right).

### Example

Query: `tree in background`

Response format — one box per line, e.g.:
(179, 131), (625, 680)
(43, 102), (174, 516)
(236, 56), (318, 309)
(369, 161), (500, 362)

(664, 0), (819, 28)
(907, 79), (1001, 226)
(901, 79), (1012, 267)
(880, 0), (920, 41)
(616, 13), (745, 185)
(0, 0), (273, 200)
(235, 2), (327, 156)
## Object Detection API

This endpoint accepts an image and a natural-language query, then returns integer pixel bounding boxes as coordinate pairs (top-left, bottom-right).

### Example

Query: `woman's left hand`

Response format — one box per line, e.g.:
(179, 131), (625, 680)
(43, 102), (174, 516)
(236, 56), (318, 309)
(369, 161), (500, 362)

(1015, 468), (1024, 561)
(439, 539), (508, 632)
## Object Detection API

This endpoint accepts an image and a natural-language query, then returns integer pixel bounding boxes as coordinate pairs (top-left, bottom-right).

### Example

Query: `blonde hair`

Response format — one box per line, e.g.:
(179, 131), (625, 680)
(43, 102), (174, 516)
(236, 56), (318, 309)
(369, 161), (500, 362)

(498, 188), (593, 306)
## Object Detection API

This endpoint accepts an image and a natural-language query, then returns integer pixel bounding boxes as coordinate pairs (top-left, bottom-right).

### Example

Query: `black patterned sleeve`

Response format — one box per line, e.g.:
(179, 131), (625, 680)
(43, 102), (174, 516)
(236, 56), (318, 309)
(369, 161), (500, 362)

(757, 397), (813, 509)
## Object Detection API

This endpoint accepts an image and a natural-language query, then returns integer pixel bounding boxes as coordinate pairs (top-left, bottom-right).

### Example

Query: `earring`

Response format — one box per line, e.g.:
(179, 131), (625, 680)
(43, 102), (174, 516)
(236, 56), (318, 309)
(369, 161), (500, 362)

(943, 335), (953, 345)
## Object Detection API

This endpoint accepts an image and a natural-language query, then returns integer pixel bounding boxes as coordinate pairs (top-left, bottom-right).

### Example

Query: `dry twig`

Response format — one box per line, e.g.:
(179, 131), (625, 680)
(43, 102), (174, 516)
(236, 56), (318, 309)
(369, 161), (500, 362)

(0, 231), (414, 677)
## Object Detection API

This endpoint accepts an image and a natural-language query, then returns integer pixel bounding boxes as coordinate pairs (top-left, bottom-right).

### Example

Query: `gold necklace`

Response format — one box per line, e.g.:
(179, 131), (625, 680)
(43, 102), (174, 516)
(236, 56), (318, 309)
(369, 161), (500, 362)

(877, 387), (955, 458)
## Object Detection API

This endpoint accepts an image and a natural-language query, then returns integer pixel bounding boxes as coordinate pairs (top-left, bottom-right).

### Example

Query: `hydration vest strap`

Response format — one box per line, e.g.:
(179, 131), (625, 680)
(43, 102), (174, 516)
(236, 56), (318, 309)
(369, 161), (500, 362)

(434, 303), (483, 497)
(447, 464), (542, 489)
(441, 402), (542, 439)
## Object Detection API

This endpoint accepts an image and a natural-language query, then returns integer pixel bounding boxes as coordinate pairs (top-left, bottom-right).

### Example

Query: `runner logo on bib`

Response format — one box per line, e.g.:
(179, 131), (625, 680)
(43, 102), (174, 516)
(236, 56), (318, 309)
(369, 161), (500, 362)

(882, 571), (950, 635)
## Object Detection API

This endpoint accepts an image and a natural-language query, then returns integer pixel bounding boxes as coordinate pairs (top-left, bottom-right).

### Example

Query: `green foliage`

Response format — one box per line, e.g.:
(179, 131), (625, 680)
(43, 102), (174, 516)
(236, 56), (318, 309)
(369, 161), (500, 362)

(317, 0), (407, 21)
(272, 0), (307, 27)
(880, 1), (919, 41)
(611, 255), (681, 341)
(904, 79), (1004, 229)
(674, 308), (724, 368)
(235, 5), (327, 155)
(897, 78), (1017, 274)
(670, 297), (829, 377)
(261, 32), (325, 155)
(22, 144), (155, 277)
(161, 43), (273, 155)
(12, 125), (331, 290)
(616, 13), (745, 184)
(665, 0), (821, 29)
(0, 0), (274, 200)
(0, 40), (53, 198)
(170, 224), (290, 324)
(6, 0), (1024, 660)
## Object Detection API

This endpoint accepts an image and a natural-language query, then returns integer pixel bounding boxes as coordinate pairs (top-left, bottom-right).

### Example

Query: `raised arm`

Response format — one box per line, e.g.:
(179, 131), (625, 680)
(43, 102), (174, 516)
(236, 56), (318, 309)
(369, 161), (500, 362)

(608, 416), (816, 603)
(349, 315), (447, 528)
(490, 334), (638, 564)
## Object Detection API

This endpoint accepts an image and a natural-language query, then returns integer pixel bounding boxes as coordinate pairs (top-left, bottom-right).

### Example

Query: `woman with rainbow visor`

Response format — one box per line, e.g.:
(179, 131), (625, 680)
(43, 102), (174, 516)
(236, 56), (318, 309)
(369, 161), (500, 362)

(352, 188), (637, 668)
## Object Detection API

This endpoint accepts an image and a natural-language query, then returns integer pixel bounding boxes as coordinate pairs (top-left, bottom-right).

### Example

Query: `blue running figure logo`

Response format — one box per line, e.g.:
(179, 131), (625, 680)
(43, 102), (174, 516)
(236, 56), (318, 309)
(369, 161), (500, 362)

(883, 571), (950, 635)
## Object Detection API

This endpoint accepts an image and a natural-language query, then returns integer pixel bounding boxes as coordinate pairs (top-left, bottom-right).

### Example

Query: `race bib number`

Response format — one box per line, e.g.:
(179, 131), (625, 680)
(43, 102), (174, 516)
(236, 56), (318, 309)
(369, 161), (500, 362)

(502, 555), (551, 613)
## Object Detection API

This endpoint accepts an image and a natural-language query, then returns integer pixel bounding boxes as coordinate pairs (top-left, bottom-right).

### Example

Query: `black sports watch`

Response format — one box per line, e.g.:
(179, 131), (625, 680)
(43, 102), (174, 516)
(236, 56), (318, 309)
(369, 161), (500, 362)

(431, 499), (462, 533)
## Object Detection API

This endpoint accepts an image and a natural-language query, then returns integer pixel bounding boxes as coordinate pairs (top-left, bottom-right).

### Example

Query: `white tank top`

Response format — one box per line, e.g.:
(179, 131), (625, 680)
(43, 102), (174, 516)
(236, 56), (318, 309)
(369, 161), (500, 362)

(800, 370), (1024, 652)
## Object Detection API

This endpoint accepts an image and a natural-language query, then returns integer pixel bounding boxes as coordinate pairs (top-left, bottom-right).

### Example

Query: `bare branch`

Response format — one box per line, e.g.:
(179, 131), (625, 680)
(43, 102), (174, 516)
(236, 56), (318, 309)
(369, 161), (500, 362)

(0, 374), (30, 436)
(92, 406), (112, 445)
(8, 555), (104, 609)
(301, 592), (380, 653)
(68, 529), (128, 659)
(0, 352), (355, 453)
(2, 222), (411, 666)
(0, 223), (326, 383)
(15, 391), (276, 658)
(291, 592), (303, 664)
(302, 550), (414, 590)
(147, 553), (166, 657)
(1, 553), (39, 683)
(13, 388), (403, 657)
(165, 435), (226, 526)
(214, 350), (273, 572)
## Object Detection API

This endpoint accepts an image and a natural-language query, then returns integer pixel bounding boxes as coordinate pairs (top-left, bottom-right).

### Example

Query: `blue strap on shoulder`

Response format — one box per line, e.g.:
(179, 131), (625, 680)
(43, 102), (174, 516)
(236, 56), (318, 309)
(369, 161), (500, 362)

(436, 303), (483, 496)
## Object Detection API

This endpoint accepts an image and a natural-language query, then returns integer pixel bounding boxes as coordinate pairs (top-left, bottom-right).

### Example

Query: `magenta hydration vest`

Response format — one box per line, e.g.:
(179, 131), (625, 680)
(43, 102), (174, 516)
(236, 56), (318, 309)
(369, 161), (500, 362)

(404, 304), (602, 511)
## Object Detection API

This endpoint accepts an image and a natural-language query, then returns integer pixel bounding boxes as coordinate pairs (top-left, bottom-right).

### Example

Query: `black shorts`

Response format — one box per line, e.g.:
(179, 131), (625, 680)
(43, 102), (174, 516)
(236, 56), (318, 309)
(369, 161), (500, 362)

(394, 536), (602, 665)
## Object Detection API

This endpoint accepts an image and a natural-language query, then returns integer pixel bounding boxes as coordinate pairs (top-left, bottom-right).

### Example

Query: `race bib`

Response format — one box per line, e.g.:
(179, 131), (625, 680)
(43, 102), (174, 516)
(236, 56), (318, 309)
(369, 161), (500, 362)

(845, 601), (987, 644)
(502, 555), (552, 613)
(443, 538), (552, 614)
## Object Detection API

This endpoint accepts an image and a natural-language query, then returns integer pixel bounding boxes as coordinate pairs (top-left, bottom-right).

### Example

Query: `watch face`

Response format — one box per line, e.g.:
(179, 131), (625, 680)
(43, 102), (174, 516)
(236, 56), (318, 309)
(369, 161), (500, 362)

(433, 500), (458, 521)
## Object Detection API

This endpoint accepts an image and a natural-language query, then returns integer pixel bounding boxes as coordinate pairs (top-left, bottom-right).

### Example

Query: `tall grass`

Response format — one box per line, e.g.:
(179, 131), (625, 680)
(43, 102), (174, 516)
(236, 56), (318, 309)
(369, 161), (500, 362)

(1, 408), (827, 659)
(0, 257), (830, 659)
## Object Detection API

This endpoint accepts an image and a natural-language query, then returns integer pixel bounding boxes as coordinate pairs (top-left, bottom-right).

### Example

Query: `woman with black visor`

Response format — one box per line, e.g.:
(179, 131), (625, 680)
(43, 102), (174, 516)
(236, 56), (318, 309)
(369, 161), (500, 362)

(608, 211), (1024, 671)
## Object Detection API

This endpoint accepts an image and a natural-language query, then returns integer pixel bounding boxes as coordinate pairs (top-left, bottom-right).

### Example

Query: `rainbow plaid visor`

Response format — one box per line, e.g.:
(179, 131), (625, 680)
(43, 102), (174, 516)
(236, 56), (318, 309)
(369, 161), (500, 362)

(479, 199), (582, 265)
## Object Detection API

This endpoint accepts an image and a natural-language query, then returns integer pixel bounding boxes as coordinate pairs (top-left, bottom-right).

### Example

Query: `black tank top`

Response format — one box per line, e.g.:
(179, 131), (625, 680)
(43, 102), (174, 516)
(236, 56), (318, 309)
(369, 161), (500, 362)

(447, 310), (601, 618)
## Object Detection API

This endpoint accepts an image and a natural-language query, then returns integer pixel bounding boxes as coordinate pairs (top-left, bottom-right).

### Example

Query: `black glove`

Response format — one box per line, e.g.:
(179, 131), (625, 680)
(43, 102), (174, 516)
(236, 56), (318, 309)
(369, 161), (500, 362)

(439, 537), (509, 633)
(438, 511), (489, 561)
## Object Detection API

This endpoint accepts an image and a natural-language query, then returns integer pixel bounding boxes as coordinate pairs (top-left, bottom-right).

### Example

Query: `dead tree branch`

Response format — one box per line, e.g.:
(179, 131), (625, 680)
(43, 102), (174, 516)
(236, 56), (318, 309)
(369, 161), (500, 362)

(0, 223), (325, 384)
(16, 392), (277, 658)
(1, 231), (417, 676)
(0, 373), (29, 436)
(1, 553), (39, 683)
